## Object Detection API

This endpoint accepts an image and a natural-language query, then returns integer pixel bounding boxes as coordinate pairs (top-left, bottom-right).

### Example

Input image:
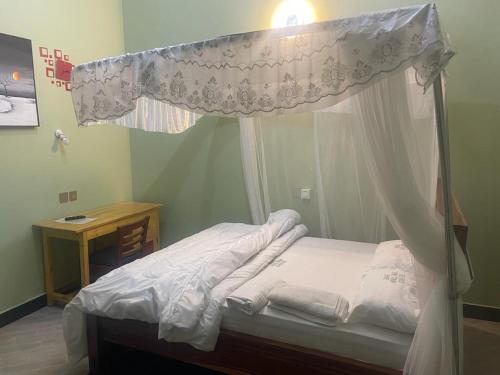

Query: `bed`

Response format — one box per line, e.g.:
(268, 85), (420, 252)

(83, 235), (411, 375)
(69, 4), (474, 374)
(66, 189), (467, 375)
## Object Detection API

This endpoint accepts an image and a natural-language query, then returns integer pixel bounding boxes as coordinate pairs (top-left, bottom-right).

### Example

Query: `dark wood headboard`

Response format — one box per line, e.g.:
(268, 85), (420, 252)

(435, 179), (468, 250)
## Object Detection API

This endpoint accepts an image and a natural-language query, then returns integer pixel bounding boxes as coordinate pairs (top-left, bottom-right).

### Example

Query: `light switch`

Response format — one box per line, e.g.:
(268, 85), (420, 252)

(69, 190), (77, 201)
(300, 188), (311, 200)
(59, 192), (69, 203)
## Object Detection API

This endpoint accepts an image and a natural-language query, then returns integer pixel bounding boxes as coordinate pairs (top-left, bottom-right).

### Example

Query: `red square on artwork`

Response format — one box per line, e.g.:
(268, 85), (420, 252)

(48, 59), (54, 66)
(55, 59), (73, 81)
(54, 49), (63, 59)
(64, 54), (69, 61)
(56, 81), (61, 87)
(46, 67), (55, 78)
(39, 47), (48, 57)
(65, 82), (72, 91)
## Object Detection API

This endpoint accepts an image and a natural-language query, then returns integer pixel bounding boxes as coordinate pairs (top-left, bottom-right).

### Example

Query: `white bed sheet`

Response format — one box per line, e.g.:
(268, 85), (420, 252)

(221, 236), (413, 370)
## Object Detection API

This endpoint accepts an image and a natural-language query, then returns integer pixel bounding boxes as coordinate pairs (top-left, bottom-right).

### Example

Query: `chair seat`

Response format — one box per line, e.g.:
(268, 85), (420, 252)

(90, 246), (143, 267)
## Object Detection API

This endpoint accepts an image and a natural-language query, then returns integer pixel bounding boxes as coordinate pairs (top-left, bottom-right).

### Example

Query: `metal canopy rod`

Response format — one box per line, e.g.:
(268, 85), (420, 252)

(433, 74), (468, 375)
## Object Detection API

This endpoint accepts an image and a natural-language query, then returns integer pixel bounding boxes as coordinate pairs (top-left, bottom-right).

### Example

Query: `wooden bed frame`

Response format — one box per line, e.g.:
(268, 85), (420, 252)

(436, 180), (468, 251)
(87, 314), (402, 375)
(86, 186), (467, 375)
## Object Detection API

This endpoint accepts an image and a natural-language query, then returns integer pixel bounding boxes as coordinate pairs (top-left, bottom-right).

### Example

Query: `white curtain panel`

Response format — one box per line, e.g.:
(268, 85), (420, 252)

(239, 117), (269, 224)
(350, 69), (471, 375)
(312, 110), (397, 242)
(239, 69), (439, 243)
(239, 113), (390, 239)
(239, 68), (471, 374)
(310, 68), (439, 243)
(89, 96), (202, 133)
(240, 113), (320, 230)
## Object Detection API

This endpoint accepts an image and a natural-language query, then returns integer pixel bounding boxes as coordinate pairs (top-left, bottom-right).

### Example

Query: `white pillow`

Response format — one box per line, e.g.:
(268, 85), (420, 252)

(369, 240), (414, 272)
(348, 241), (420, 333)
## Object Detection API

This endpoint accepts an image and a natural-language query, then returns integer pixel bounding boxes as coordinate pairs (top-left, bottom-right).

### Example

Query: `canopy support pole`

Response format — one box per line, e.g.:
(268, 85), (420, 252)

(433, 74), (461, 375)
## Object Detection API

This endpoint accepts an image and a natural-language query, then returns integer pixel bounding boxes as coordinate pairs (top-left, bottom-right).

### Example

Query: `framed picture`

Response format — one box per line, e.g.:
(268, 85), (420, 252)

(0, 32), (40, 127)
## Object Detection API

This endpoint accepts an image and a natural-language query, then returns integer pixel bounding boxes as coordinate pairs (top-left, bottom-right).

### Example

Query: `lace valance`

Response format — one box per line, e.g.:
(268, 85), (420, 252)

(72, 4), (453, 129)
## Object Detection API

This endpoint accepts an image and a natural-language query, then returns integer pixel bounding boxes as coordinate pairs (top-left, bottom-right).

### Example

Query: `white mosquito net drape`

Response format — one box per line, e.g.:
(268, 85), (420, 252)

(70, 4), (473, 374)
(239, 69), (439, 244)
(240, 111), (400, 240)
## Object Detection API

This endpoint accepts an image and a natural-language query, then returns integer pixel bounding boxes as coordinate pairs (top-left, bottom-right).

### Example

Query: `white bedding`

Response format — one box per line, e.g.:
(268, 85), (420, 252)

(226, 276), (283, 315)
(63, 210), (305, 363)
(167, 224), (308, 350)
(63, 218), (412, 369)
(221, 237), (414, 370)
(348, 240), (420, 333)
(267, 283), (350, 326)
(234, 236), (375, 305)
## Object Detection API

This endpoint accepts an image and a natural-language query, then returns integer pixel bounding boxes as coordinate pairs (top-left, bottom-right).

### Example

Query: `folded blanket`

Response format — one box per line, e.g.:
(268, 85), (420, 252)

(227, 277), (285, 315)
(164, 223), (308, 350)
(268, 283), (349, 326)
(268, 303), (338, 326)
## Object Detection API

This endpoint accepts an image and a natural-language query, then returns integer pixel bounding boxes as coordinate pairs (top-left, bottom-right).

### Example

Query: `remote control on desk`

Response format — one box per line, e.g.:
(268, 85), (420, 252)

(64, 215), (86, 221)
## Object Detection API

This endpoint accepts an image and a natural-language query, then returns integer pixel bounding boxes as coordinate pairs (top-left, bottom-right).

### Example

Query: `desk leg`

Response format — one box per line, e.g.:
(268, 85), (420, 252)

(79, 233), (90, 287)
(42, 231), (55, 305)
(151, 210), (161, 251)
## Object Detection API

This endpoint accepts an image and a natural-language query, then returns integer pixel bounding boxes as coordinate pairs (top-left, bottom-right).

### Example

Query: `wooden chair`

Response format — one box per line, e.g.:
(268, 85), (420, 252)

(89, 216), (150, 282)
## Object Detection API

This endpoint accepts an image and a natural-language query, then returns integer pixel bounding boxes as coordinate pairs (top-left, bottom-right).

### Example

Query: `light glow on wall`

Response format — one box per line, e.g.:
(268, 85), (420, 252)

(272, 0), (315, 28)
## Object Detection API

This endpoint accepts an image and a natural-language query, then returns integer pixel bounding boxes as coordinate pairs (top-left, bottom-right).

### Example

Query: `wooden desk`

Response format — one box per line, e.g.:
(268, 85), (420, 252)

(35, 202), (162, 305)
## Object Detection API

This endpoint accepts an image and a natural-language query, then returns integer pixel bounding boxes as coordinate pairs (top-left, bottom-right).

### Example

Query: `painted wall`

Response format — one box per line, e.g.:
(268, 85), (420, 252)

(123, 0), (500, 307)
(0, 0), (131, 313)
(122, 1), (256, 246)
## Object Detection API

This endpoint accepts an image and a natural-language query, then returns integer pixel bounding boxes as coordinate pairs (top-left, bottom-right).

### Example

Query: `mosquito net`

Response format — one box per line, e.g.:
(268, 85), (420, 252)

(69, 4), (472, 374)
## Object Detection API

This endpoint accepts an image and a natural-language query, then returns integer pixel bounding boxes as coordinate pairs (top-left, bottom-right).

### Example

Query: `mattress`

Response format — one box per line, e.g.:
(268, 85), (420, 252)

(221, 236), (413, 370)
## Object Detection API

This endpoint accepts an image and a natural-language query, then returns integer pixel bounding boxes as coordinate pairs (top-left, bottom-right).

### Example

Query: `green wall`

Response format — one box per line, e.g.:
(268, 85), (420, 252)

(0, 0), (131, 313)
(123, 0), (500, 308)
(129, 117), (252, 245)
(122, 1), (256, 245)
(7, 0), (496, 316)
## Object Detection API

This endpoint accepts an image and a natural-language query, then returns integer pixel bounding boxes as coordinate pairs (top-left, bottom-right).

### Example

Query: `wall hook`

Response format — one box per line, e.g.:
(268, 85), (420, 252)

(54, 129), (70, 145)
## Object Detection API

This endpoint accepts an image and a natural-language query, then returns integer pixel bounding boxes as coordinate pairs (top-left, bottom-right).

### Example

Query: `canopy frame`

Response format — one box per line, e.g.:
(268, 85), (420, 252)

(434, 74), (474, 375)
(72, 4), (455, 128)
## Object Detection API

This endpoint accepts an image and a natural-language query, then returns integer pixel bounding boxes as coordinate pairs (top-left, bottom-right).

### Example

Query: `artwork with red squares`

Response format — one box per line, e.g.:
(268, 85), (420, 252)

(55, 59), (72, 81)
(46, 67), (54, 78)
(39, 46), (74, 92)
(39, 47), (48, 57)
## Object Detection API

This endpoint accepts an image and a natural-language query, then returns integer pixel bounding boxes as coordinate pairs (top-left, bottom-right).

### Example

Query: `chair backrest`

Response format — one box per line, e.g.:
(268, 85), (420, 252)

(116, 216), (150, 266)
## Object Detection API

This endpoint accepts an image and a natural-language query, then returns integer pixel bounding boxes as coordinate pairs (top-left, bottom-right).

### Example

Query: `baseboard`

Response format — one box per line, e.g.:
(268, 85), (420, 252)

(463, 303), (500, 322)
(0, 294), (47, 328)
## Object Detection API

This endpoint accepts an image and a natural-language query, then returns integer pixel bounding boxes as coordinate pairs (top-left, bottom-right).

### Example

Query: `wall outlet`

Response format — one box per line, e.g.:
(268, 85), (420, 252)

(300, 188), (311, 200)
(69, 190), (77, 201)
(59, 192), (69, 203)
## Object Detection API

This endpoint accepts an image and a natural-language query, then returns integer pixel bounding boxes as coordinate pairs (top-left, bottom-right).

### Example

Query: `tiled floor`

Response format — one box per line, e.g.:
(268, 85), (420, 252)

(463, 318), (500, 375)
(0, 306), (499, 374)
(0, 307), (87, 375)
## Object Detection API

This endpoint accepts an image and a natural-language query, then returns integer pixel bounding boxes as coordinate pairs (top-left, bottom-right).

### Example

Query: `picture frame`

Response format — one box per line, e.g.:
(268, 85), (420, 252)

(0, 32), (40, 127)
